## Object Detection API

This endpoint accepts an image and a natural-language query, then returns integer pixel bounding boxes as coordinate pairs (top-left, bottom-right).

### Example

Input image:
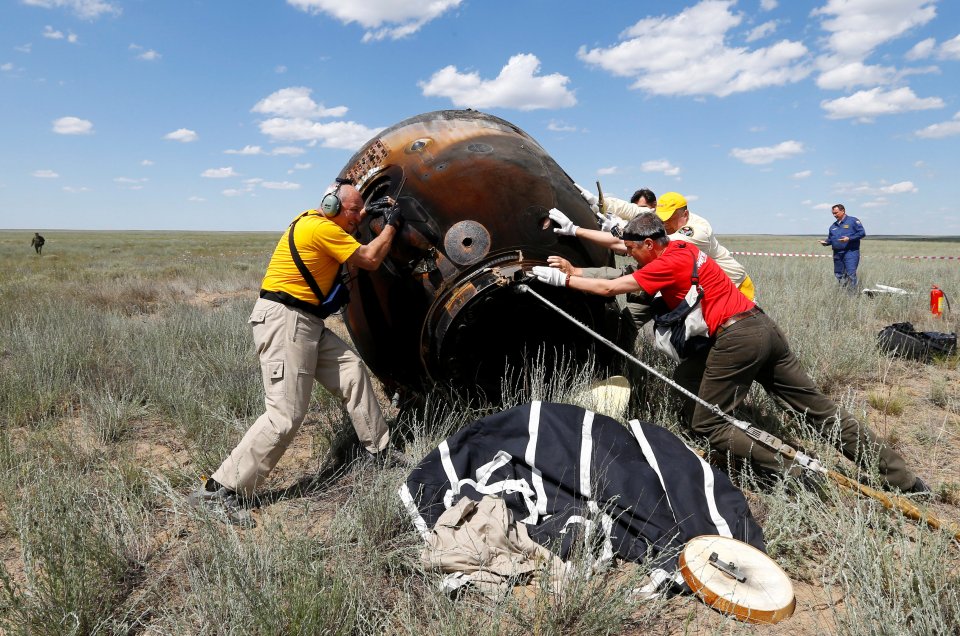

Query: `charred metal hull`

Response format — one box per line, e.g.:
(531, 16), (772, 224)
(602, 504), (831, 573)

(340, 110), (625, 397)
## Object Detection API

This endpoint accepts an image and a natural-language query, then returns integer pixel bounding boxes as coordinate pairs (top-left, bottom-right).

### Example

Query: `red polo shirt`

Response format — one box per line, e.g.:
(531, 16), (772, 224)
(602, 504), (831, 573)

(632, 242), (754, 335)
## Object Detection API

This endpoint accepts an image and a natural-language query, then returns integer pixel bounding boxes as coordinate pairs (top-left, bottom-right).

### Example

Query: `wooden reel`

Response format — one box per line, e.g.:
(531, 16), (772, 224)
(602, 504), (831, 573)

(678, 535), (795, 624)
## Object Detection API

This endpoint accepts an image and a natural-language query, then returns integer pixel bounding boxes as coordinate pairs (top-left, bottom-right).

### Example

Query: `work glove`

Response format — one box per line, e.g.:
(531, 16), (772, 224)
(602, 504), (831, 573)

(575, 183), (600, 214)
(599, 212), (626, 233)
(383, 205), (405, 231)
(365, 196), (394, 217)
(532, 265), (568, 287)
(548, 208), (579, 236)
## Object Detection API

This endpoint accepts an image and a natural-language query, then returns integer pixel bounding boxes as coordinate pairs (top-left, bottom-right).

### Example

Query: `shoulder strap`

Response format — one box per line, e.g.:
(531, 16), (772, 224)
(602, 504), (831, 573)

(690, 247), (701, 287)
(288, 214), (327, 305)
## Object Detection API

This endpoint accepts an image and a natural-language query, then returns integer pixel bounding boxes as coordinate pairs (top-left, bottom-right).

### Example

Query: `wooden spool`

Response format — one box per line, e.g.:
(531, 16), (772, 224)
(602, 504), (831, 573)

(678, 535), (795, 624)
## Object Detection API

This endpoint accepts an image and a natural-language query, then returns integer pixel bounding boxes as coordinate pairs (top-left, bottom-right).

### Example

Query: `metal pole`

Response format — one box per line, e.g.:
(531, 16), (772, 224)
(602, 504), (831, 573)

(516, 283), (960, 543)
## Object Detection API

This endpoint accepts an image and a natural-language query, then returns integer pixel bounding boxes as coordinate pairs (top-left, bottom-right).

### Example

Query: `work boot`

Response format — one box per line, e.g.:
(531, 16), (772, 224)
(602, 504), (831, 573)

(188, 479), (256, 528)
(361, 447), (414, 469)
(901, 476), (933, 499)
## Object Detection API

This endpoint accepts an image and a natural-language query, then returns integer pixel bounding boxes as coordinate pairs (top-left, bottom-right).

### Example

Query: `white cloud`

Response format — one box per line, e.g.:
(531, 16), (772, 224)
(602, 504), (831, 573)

(140, 159), (154, 166)
(225, 145), (263, 155)
(63, 185), (90, 193)
(792, 170), (812, 179)
(222, 189), (248, 198)
(261, 181), (301, 190)
(821, 87), (943, 121)
(940, 34), (960, 60)
(861, 198), (888, 208)
(292, 163), (311, 170)
(24, 0), (119, 19)
(915, 111), (960, 139)
(760, 0), (777, 10)
(815, 60), (896, 90)
(52, 116), (93, 134)
(188, 196), (206, 202)
(2, 62), (15, 72)
(729, 140), (804, 165)
(597, 166), (618, 175)
(32, 169), (59, 178)
(252, 87), (348, 119)
(879, 181), (917, 194)
(812, 0), (936, 60)
(114, 177), (147, 190)
(577, 1), (810, 98)
(258, 118), (383, 150)
(906, 37), (936, 60)
(746, 20), (777, 43)
(547, 119), (578, 133)
(271, 146), (306, 156)
(129, 43), (160, 61)
(43, 25), (64, 39)
(834, 180), (918, 197)
(641, 159), (680, 176)
(275, 65), (287, 74)
(420, 53), (576, 110)
(287, 0), (463, 41)
(202, 167), (238, 178)
(15, 43), (32, 53)
(164, 128), (198, 142)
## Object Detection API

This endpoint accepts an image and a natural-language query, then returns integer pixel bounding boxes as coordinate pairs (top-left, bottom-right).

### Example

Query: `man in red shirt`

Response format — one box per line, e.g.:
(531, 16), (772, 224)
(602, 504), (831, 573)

(532, 212), (927, 494)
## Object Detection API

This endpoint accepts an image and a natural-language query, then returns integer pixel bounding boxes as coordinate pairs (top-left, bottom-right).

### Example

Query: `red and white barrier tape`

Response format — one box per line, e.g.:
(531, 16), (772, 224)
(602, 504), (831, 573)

(730, 251), (959, 260)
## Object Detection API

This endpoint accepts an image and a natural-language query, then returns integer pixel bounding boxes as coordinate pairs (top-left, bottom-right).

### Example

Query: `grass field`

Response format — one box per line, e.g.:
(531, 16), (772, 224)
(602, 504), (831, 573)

(1, 229), (958, 635)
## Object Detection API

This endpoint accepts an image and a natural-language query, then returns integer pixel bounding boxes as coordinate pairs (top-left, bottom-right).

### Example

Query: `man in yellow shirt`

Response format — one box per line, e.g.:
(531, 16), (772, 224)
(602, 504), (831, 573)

(191, 181), (405, 526)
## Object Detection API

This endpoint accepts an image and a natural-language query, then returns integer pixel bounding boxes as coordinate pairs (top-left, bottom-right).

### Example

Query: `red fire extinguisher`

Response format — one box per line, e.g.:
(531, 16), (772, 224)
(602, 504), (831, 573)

(930, 285), (945, 317)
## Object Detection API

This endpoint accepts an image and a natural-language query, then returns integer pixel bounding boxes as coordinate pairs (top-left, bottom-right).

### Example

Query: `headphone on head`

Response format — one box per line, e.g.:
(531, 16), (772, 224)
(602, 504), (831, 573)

(319, 178), (354, 217)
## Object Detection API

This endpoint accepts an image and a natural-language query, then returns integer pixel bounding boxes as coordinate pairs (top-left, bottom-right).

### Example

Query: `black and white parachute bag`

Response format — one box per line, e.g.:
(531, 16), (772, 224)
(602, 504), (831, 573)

(399, 401), (765, 587)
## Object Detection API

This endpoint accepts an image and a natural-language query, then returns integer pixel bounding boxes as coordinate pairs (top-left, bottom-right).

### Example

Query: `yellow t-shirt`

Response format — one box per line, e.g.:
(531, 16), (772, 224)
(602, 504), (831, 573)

(260, 211), (360, 304)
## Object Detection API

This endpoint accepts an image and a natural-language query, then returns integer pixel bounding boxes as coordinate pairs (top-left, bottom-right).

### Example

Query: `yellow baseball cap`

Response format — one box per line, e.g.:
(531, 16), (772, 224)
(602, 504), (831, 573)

(655, 192), (687, 221)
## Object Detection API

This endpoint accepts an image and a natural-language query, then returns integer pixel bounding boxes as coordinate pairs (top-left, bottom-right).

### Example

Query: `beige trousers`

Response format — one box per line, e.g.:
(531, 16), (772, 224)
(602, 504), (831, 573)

(212, 297), (389, 496)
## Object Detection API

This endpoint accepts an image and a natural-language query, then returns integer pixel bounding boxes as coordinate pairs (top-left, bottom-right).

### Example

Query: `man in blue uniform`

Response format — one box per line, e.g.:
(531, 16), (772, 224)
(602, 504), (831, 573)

(820, 203), (865, 289)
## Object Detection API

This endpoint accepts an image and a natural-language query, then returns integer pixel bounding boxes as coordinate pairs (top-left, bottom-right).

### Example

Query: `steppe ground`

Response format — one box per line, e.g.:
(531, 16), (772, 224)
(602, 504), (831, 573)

(1, 229), (958, 635)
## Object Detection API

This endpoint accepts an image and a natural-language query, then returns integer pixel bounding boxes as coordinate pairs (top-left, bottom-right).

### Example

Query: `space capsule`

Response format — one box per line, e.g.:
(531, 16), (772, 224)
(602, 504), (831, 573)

(339, 110), (627, 398)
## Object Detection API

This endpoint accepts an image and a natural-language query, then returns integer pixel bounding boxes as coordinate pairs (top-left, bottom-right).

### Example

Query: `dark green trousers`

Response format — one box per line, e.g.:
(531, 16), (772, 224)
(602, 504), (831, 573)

(685, 313), (915, 490)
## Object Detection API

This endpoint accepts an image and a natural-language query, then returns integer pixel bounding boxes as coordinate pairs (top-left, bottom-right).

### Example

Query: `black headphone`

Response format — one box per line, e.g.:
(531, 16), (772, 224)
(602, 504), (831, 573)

(319, 178), (354, 217)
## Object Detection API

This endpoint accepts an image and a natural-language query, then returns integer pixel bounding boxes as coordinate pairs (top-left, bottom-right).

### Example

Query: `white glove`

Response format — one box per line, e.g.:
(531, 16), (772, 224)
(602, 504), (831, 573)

(599, 213), (626, 233)
(532, 265), (568, 287)
(575, 183), (600, 214)
(548, 207), (579, 236)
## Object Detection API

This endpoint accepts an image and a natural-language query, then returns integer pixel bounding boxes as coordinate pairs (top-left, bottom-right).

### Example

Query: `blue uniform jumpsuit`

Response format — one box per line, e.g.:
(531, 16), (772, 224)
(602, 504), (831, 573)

(825, 215), (865, 288)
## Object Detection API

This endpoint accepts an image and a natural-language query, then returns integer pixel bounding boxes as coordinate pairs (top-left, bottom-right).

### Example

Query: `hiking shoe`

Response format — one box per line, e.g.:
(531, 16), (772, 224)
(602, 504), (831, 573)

(903, 477), (933, 498)
(361, 447), (414, 469)
(188, 481), (256, 528)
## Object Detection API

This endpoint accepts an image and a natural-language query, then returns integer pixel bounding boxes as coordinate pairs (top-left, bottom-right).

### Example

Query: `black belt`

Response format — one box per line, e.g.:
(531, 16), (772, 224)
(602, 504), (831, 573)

(259, 289), (324, 317)
(717, 306), (763, 334)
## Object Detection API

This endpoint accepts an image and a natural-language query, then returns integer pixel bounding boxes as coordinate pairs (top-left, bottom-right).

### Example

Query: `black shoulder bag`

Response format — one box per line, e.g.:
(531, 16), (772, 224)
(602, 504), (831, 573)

(651, 248), (712, 362)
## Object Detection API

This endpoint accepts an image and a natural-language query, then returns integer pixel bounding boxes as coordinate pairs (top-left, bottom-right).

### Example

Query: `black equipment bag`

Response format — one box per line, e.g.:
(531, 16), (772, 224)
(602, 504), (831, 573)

(877, 322), (957, 362)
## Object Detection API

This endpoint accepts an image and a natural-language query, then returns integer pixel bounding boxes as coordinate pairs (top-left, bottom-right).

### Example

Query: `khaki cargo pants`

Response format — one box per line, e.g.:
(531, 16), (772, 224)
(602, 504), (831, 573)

(213, 297), (389, 496)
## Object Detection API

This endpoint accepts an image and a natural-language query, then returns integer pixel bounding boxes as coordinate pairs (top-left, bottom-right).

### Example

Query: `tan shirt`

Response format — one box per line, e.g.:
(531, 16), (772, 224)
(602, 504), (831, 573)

(606, 197), (747, 286)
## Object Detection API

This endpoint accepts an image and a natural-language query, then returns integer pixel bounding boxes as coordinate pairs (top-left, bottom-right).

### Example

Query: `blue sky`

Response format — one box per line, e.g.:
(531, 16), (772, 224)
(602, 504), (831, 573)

(2, 0), (959, 234)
